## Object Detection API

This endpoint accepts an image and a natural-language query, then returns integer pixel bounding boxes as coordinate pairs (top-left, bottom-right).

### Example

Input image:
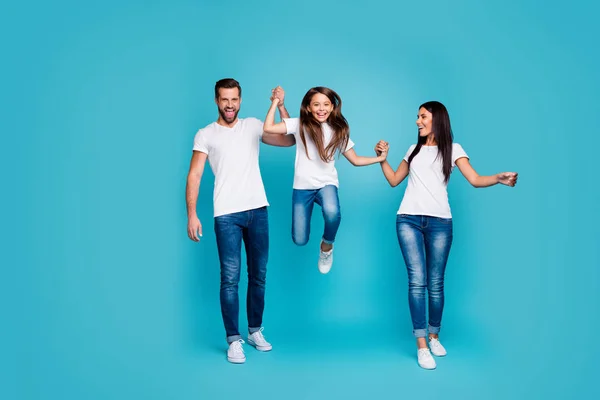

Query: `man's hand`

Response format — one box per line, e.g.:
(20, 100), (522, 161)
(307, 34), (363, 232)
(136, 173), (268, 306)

(270, 85), (285, 106)
(187, 215), (203, 242)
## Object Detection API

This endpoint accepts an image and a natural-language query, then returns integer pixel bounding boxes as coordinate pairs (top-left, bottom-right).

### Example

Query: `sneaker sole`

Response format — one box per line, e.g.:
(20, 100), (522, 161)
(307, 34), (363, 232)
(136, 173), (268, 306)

(227, 357), (246, 364)
(247, 338), (272, 352)
(418, 363), (437, 370)
(318, 265), (333, 274)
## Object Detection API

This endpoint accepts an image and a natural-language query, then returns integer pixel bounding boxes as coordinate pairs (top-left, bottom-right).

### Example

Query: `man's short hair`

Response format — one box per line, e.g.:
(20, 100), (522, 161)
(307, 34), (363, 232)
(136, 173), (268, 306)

(215, 78), (241, 99)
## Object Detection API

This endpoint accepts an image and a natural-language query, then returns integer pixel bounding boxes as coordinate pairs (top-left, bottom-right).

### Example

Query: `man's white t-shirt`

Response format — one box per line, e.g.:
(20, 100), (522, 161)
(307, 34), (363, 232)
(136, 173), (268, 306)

(397, 143), (469, 218)
(193, 117), (269, 217)
(283, 117), (355, 190)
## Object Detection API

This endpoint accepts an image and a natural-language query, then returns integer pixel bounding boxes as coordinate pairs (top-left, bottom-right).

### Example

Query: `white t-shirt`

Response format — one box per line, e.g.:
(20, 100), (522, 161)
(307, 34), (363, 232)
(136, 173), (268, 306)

(397, 143), (469, 218)
(283, 117), (355, 190)
(193, 118), (269, 217)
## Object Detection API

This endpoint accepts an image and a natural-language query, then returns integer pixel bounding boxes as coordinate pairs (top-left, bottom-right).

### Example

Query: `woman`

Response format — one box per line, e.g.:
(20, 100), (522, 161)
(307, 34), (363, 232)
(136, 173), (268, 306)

(376, 101), (518, 369)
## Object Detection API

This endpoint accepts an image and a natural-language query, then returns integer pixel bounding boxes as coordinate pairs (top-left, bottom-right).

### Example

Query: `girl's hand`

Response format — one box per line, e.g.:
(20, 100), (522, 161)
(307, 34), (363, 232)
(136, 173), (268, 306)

(497, 172), (518, 187)
(269, 96), (280, 106)
(270, 86), (285, 106)
(375, 140), (389, 158)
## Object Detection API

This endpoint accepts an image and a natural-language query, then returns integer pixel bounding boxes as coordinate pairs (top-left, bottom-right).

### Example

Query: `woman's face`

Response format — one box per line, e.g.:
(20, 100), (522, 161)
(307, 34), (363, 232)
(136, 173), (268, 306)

(416, 107), (433, 137)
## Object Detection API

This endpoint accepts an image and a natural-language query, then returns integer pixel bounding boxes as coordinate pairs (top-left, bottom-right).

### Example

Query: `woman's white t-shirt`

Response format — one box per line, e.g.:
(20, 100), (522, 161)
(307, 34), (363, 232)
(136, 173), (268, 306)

(397, 143), (469, 218)
(283, 118), (355, 190)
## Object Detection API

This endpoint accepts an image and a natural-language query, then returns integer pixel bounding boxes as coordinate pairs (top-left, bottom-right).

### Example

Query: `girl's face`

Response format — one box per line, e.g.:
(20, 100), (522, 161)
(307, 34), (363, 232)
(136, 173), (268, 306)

(307, 93), (334, 123)
(416, 107), (433, 137)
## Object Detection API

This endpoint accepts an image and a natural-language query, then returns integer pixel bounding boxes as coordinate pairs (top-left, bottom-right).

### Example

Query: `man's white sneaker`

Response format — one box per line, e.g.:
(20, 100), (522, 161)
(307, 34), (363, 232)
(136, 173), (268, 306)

(227, 339), (246, 364)
(417, 348), (436, 370)
(247, 327), (272, 351)
(318, 245), (334, 274)
(428, 337), (447, 357)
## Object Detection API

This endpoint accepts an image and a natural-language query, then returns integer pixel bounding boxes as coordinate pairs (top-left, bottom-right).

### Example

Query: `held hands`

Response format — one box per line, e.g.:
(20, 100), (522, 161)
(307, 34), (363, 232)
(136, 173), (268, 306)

(187, 215), (203, 242)
(270, 85), (285, 106)
(375, 140), (389, 161)
(497, 172), (518, 187)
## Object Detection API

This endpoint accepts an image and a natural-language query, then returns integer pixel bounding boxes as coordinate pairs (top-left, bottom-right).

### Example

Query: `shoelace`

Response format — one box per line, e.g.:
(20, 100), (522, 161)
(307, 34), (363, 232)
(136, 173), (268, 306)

(253, 327), (267, 343)
(418, 348), (431, 355)
(429, 338), (441, 347)
(231, 339), (245, 354)
(320, 251), (332, 260)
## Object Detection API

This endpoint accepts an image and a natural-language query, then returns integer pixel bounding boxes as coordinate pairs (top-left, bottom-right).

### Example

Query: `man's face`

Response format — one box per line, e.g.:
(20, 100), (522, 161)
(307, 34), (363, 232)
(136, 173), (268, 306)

(216, 87), (241, 124)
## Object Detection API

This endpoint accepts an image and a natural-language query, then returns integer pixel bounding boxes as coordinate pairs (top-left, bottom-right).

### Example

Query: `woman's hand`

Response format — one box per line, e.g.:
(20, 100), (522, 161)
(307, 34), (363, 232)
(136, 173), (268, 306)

(497, 172), (518, 187)
(375, 140), (389, 161)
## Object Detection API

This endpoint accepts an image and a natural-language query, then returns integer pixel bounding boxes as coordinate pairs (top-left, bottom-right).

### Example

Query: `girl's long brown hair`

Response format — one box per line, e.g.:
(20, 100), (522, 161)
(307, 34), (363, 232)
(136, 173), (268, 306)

(298, 87), (350, 162)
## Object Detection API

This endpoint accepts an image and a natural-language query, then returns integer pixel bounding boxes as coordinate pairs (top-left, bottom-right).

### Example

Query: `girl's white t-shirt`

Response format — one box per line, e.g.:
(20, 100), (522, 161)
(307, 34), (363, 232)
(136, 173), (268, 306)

(398, 143), (469, 218)
(284, 118), (355, 190)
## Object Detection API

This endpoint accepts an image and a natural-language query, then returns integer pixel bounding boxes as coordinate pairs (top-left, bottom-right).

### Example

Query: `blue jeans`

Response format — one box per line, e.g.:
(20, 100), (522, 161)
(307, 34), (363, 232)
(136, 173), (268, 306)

(292, 185), (341, 246)
(396, 214), (453, 338)
(214, 207), (269, 344)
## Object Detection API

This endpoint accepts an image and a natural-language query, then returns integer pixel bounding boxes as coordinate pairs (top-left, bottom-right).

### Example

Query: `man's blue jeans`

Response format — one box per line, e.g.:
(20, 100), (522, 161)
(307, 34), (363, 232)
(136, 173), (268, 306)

(214, 207), (269, 344)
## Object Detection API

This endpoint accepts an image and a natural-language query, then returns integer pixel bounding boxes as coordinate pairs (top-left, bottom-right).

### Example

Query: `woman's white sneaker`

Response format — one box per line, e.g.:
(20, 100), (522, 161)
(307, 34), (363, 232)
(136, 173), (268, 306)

(227, 339), (246, 364)
(428, 337), (447, 356)
(247, 327), (272, 351)
(417, 348), (437, 370)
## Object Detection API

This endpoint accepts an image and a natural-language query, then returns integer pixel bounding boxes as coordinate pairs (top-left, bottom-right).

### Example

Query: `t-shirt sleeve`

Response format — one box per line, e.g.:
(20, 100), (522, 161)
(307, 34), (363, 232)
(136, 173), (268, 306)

(193, 129), (208, 154)
(403, 144), (417, 162)
(452, 143), (469, 166)
(283, 118), (300, 135)
(343, 137), (355, 153)
(250, 118), (265, 139)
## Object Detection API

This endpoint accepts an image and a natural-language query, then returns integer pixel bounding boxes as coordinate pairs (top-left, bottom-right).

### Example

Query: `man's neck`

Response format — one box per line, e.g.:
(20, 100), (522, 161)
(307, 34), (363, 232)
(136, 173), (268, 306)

(216, 117), (239, 128)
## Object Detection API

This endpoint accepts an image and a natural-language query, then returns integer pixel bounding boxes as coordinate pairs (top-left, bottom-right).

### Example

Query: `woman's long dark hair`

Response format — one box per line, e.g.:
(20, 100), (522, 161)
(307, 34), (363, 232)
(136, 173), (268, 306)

(298, 87), (350, 162)
(407, 101), (454, 183)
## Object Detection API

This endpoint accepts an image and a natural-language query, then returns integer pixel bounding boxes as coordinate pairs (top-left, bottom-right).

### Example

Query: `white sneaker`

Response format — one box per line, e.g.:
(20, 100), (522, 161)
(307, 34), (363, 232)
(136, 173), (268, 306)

(417, 348), (436, 370)
(318, 245), (334, 274)
(227, 339), (246, 364)
(247, 327), (272, 351)
(429, 337), (447, 356)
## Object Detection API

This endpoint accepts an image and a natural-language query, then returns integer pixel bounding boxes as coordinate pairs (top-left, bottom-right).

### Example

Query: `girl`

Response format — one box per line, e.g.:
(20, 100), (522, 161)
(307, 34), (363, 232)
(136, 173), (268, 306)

(264, 86), (386, 274)
(375, 101), (517, 370)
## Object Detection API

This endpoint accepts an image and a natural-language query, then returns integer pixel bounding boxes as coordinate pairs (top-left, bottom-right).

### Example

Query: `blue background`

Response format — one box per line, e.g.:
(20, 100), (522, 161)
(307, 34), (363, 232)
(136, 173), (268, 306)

(4, 0), (599, 399)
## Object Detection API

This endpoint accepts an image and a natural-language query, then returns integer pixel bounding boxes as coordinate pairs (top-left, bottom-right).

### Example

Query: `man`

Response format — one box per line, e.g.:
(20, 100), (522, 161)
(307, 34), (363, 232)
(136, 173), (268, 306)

(186, 79), (292, 364)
